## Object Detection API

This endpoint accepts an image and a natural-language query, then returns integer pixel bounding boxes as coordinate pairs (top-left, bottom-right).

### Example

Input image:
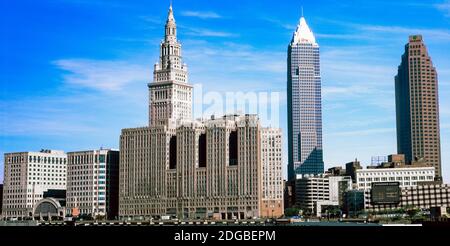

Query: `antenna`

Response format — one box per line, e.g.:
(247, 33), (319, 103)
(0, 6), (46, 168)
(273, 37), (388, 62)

(301, 6), (304, 17)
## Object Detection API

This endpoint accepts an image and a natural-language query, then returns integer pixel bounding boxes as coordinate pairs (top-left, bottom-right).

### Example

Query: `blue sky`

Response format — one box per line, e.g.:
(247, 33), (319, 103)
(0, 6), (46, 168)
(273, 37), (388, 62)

(1, 0), (450, 183)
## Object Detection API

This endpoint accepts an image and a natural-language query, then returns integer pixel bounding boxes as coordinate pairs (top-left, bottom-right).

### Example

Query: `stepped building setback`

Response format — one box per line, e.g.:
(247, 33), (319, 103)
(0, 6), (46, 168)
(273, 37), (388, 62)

(119, 4), (283, 220)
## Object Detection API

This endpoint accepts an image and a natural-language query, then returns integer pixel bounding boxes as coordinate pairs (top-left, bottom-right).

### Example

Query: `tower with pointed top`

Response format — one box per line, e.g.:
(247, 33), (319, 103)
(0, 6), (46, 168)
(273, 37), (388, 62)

(149, 4), (192, 127)
(119, 4), (284, 220)
(287, 15), (324, 180)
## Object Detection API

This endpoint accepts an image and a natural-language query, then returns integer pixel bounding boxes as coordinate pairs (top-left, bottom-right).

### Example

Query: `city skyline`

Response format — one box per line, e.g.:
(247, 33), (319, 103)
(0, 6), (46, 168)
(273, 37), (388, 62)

(1, 0), (450, 183)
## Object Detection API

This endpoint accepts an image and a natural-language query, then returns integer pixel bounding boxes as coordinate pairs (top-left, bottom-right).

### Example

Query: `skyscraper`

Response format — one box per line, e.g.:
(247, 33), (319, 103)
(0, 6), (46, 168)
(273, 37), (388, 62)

(395, 35), (442, 180)
(149, 4), (192, 127)
(287, 15), (324, 180)
(119, 4), (284, 220)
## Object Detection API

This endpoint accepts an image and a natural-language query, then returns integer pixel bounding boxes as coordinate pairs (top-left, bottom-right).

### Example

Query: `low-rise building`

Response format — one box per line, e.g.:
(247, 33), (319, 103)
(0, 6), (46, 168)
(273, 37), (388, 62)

(345, 160), (362, 183)
(295, 174), (352, 216)
(33, 189), (66, 221)
(400, 183), (450, 210)
(356, 163), (435, 211)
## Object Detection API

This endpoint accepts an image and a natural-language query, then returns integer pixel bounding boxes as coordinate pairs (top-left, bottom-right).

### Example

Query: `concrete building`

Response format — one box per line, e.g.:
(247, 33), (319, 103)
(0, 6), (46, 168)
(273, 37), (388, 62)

(400, 183), (450, 210)
(66, 149), (119, 220)
(149, 4), (192, 128)
(32, 189), (66, 221)
(356, 165), (435, 191)
(327, 166), (346, 176)
(119, 5), (283, 220)
(260, 128), (284, 218)
(2, 150), (67, 219)
(287, 13), (324, 179)
(356, 164), (435, 210)
(395, 35), (442, 180)
(295, 174), (352, 216)
(345, 159), (362, 184)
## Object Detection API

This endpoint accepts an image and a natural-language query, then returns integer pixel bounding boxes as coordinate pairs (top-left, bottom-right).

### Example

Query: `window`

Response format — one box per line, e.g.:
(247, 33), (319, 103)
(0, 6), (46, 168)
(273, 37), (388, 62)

(99, 155), (106, 163)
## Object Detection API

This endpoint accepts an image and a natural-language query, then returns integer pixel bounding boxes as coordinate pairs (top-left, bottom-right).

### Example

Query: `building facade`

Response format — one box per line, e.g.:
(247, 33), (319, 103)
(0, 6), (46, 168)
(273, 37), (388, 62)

(295, 174), (351, 215)
(119, 5), (283, 220)
(260, 128), (284, 218)
(66, 149), (119, 219)
(343, 190), (365, 217)
(149, 4), (192, 128)
(395, 35), (442, 180)
(355, 165), (435, 210)
(356, 166), (435, 191)
(287, 14), (324, 180)
(2, 150), (67, 219)
(400, 183), (449, 210)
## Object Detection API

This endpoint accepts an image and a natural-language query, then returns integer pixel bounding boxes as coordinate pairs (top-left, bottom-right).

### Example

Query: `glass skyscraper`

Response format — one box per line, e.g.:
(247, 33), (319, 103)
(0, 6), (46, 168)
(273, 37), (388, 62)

(287, 15), (324, 180)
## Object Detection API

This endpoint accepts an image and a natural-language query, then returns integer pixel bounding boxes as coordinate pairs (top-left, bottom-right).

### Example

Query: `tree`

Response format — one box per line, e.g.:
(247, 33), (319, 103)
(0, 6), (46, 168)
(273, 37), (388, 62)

(284, 207), (301, 217)
(406, 207), (420, 218)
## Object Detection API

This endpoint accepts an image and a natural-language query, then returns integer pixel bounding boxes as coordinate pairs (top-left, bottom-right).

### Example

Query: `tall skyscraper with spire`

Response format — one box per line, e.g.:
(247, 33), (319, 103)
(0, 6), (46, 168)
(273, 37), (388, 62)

(395, 35), (442, 181)
(149, 4), (192, 127)
(119, 4), (284, 220)
(287, 14), (324, 180)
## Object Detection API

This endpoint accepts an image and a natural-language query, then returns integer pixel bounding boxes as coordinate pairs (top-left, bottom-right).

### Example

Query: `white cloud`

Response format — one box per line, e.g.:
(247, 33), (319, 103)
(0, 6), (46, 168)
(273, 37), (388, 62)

(53, 59), (151, 91)
(262, 17), (296, 30)
(185, 41), (285, 75)
(322, 85), (373, 97)
(184, 28), (236, 37)
(180, 11), (222, 19)
(316, 33), (374, 40)
(316, 18), (450, 42)
(435, 0), (450, 17)
(358, 24), (450, 41)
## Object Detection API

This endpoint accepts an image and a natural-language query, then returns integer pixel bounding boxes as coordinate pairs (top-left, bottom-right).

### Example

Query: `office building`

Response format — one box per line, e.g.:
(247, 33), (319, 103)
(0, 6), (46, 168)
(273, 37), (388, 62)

(295, 174), (351, 216)
(343, 190), (365, 217)
(287, 13), (324, 179)
(400, 183), (449, 210)
(66, 149), (119, 220)
(119, 5), (284, 220)
(345, 159), (362, 183)
(356, 165), (435, 191)
(260, 128), (284, 217)
(365, 183), (450, 213)
(2, 150), (67, 219)
(395, 35), (442, 180)
(356, 164), (435, 210)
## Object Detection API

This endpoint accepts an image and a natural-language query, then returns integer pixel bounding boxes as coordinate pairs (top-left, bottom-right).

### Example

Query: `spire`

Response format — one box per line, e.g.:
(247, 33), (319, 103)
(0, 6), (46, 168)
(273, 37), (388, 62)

(165, 2), (177, 42)
(167, 2), (175, 24)
(291, 13), (316, 45)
